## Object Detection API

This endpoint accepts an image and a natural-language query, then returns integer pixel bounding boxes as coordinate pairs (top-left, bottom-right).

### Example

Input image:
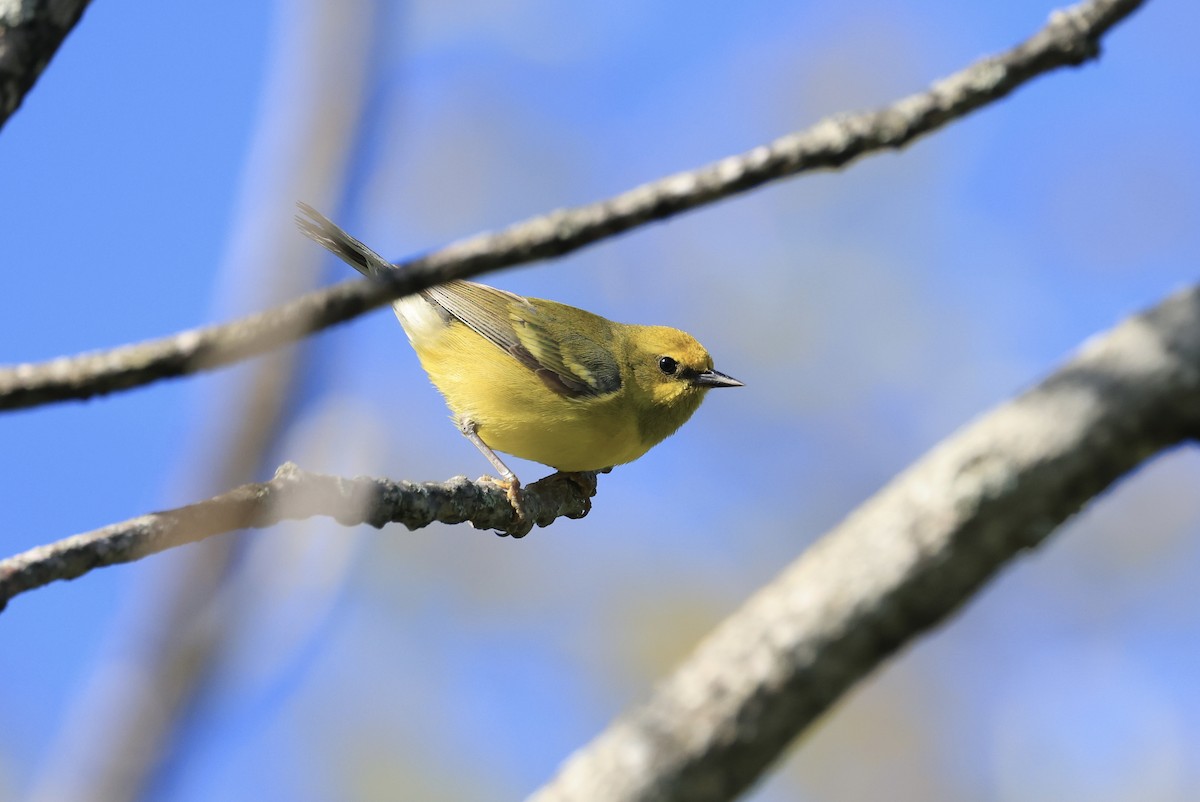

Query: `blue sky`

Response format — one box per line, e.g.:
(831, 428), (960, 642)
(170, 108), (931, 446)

(2, 1), (1199, 800)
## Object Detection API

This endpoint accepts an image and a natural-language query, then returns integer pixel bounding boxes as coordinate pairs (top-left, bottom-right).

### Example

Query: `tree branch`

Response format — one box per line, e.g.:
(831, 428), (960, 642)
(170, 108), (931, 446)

(0, 464), (597, 612)
(0, 0), (92, 129)
(23, 6), (389, 801)
(0, 0), (1145, 412)
(526, 285), (1200, 802)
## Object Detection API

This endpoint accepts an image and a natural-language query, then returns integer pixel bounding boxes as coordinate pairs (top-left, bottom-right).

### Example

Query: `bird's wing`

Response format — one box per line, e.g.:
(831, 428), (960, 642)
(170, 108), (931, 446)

(423, 281), (622, 399)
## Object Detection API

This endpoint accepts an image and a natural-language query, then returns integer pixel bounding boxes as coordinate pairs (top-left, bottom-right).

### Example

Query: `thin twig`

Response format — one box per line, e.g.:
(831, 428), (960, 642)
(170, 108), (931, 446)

(0, 464), (597, 612)
(525, 285), (1200, 802)
(0, 0), (1146, 412)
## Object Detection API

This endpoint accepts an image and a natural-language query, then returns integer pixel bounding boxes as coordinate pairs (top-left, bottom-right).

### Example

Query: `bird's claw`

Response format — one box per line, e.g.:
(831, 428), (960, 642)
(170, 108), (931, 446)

(476, 474), (528, 535)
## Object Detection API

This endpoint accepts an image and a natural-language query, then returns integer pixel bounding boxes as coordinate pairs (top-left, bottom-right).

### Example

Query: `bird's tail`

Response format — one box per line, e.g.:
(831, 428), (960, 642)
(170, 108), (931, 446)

(295, 202), (394, 279)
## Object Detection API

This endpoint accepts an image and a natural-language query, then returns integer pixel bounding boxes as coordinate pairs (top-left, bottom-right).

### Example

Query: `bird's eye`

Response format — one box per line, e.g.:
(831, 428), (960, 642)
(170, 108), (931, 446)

(658, 356), (678, 375)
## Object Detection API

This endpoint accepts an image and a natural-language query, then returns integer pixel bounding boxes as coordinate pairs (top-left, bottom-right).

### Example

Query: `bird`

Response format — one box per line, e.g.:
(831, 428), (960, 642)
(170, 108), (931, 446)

(296, 203), (742, 515)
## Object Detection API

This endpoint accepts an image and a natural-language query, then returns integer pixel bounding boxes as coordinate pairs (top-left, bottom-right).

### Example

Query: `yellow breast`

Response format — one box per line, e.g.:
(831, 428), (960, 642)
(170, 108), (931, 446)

(408, 315), (648, 472)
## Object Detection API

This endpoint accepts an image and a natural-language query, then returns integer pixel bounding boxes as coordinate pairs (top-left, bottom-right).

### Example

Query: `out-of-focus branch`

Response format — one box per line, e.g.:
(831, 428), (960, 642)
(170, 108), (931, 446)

(23, 4), (382, 800)
(0, 0), (1146, 412)
(527, 286), (1200, 802)
(0, 0), (92, 129)
(0, 464), (597, 612)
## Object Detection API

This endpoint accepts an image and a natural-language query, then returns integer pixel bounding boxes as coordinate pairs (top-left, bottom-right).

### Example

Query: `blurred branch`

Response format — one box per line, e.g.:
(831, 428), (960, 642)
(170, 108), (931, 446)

(527, 285), (1200, 802)
(0, 0), (1146, 412)
(0, 0), (92, 129)
(0, 464), (595, 611)
(24, 3), (382, 800)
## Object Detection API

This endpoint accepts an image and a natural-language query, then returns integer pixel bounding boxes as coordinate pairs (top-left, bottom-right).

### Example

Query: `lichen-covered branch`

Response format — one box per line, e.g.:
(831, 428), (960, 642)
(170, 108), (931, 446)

(0, 0), (92, 129)
(527, 285), (1200, 802)
(0, 464), (597, 612)
(0, 0), (1146, 412)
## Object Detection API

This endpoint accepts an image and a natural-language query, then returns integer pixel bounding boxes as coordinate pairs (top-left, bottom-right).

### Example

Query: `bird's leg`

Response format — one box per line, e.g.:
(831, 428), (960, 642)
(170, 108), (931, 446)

(457, 416), (517, 483)
(458, 416), (525, 520)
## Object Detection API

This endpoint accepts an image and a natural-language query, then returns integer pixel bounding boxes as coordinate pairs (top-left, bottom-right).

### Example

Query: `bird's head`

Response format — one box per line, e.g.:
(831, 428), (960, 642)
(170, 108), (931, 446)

(627, 325), (742, 437)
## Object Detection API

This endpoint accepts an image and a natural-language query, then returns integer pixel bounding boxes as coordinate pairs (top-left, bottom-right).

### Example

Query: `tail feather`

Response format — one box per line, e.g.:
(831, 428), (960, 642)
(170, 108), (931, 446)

(295, 202), (394, 279)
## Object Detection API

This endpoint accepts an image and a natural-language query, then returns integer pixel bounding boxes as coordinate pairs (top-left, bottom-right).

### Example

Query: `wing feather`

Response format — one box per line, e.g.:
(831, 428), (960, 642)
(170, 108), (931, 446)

(423, 281), (621, 399)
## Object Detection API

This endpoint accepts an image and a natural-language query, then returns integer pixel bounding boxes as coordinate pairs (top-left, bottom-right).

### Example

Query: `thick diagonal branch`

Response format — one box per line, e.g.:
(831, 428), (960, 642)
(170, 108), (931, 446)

(0, 0), (92, 129)
(0, 465), (597, 611)
(527, 286), (1200, 802)
(0, 0), (1146, 412)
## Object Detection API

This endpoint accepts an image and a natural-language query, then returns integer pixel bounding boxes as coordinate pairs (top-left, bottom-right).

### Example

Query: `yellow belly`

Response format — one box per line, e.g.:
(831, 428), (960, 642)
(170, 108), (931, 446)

(476, 397), (647, 472)
(412, 322), (647, 472)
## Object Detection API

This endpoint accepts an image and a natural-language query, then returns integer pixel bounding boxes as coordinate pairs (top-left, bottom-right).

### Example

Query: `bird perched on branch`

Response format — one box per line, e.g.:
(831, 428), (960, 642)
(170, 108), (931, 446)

(297, 203), (742, 517)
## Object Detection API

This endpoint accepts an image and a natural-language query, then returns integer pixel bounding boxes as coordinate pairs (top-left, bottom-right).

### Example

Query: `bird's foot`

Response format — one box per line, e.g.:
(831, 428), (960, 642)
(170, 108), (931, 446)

(554, 470), (600, 496)
(477, 474), (527, 534)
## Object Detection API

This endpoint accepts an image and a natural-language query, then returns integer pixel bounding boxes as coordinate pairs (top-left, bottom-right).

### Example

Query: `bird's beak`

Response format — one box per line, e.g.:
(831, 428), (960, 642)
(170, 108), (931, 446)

(692, 368), (744, 388)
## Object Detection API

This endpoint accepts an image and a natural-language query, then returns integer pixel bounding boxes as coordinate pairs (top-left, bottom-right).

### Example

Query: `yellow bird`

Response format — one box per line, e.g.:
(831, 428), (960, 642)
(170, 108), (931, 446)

(297, 204), (742, 506)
